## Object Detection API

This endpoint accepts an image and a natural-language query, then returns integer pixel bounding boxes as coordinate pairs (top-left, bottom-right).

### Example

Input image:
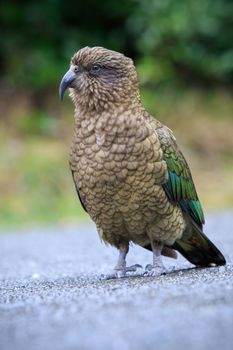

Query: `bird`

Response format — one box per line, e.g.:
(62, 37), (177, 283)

(59, 46), (226, 278)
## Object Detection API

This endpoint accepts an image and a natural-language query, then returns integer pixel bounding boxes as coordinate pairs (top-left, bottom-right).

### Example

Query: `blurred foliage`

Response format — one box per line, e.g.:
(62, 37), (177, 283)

(0, 133), (88, 226)
(1, 88), (233, 227)
(0, 0), (233, 227)
(0, 0), (233, 91)
(129, 0), (233, 85)
(0, 0), (134, 90)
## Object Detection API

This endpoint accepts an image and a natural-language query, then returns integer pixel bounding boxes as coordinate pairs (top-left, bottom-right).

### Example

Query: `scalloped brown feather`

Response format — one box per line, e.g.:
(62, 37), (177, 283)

(64, 47), (225, 267)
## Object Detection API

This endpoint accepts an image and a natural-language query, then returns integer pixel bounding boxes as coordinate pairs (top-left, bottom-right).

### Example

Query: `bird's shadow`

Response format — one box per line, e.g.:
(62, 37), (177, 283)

(98, 264), (226, 282)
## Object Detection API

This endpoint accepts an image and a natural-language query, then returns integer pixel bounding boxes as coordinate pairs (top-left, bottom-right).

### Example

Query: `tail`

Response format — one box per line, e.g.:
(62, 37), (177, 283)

(171, 221), (226, 267)
(143, 221), (226, 267)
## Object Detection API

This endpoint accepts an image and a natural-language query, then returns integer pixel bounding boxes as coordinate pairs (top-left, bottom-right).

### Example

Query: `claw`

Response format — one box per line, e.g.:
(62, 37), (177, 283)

(101, 264), (143, 280)
(102, 270), (125, 280)
(143, 264), (167, 277)
(125, 264), (143, 272)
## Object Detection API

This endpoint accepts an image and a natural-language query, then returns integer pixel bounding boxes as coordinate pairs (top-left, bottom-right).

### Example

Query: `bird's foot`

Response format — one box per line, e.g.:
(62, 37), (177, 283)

(102, 264), (143, 280)
(143, 264), (167, 277)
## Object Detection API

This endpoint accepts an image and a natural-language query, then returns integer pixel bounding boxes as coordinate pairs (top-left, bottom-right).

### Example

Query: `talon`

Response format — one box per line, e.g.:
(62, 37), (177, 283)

(125, 264), (143, 272)
(101, 270), (125, 280)
(101, 264), (143, 280)
(144, 266), (167, 277)
(134, 264), (143, 269)
(145, 264), (153, 271)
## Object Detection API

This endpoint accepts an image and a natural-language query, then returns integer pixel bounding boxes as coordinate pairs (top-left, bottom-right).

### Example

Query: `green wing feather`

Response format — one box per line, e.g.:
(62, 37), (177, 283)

(157, 126), (205, 228)
(152, 123), (226, 267)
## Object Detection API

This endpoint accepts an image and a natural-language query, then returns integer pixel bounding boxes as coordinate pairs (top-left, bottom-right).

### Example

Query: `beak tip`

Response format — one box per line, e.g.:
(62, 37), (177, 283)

(59, 69), (76, 102)
(59, 86), (64, 101)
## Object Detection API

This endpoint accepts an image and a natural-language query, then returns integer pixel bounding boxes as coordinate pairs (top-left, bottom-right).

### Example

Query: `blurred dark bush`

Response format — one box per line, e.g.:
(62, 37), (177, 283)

(0, 0), (232, 92)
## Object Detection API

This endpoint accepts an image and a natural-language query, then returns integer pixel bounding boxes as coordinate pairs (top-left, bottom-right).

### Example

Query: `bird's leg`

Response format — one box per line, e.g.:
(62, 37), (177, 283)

(114, 244), (128, 274)
(144, 241), (167, 277)
(104, 244), (142, 279)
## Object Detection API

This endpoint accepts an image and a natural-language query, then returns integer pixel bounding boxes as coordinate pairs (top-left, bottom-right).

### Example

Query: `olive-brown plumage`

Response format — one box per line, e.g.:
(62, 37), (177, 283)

(60, 47), (225, 277)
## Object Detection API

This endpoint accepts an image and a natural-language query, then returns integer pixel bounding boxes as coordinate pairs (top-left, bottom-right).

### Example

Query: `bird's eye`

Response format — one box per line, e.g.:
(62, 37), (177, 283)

(91, 64), (101, 73)
(74, 65), (80, 73)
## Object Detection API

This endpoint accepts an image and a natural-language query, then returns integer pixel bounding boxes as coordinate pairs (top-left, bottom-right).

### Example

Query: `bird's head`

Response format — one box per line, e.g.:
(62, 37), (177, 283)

(59, 46), (139, 112)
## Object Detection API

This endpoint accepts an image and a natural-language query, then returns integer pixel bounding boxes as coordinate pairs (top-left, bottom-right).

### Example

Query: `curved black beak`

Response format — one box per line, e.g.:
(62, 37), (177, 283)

(59, 69), (76, 101)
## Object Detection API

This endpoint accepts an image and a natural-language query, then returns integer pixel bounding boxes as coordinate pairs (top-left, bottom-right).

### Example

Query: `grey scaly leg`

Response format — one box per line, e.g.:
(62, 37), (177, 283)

(104, 244), (142, 279)
(144, 241), (167, 277)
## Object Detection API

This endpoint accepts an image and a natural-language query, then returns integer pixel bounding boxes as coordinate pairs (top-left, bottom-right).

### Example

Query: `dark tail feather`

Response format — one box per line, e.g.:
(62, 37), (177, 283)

(143, 244), (178, 259)
(171, 221), (226, 267)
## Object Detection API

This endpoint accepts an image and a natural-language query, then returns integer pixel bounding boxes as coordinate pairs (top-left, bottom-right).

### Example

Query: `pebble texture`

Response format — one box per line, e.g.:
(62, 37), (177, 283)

(0, 212), (233, 350)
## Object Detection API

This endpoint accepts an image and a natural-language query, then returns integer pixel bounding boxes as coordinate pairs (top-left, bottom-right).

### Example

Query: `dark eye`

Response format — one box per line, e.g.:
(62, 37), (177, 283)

(91, 64), (101, 73)
(74, 65), (80, 73)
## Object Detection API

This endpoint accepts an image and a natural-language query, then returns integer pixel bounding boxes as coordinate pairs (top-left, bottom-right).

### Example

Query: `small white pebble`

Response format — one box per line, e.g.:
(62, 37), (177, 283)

(218, 266), (225, 273)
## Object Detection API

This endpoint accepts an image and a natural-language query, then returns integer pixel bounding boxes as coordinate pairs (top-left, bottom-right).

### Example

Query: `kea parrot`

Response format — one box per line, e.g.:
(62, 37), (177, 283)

(59, 47), (226, 278)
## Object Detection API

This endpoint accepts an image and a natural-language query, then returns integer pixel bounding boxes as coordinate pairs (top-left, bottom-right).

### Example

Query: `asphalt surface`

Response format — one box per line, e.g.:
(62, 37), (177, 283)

(0, 212), (233, 350)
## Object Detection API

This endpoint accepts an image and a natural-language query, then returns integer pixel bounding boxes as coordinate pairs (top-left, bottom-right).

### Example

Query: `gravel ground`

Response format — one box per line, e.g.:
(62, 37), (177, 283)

(0, 212), (233, 350)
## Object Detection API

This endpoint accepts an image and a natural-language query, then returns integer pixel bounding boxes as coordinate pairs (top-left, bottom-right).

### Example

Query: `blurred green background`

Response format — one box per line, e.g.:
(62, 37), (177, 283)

(0, 0), (233, 227)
